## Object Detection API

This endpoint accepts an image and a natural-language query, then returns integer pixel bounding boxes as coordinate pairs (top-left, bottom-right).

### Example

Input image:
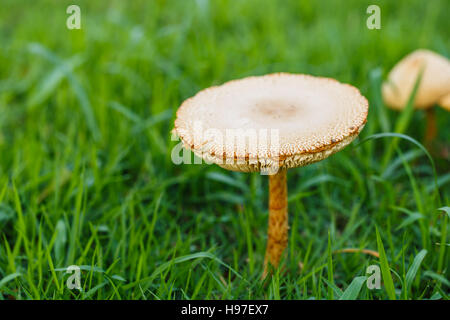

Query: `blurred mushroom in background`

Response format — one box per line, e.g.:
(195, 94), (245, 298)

(382, 49), (450, 146)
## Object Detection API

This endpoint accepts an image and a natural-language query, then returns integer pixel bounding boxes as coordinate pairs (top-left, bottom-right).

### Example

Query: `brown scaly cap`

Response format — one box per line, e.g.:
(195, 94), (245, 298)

(382, 49), (450, 110)
(174, 73), (368, 172)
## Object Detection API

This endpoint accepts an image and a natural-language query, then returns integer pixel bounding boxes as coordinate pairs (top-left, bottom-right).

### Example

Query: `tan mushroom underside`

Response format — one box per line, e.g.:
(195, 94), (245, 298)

(175, 73), (368, 172)
(382, 49), (450, 110)
(439, 93), (450, 111)
(202, 133), (360, 172)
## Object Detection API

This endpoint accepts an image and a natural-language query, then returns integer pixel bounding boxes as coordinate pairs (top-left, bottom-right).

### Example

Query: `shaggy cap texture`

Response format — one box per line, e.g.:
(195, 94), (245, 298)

(174, 73), (368, 172)
(382, 49), (450, 110)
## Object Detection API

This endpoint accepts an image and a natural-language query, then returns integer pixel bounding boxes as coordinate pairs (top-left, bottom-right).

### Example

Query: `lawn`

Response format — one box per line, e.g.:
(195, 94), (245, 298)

(0, 0), (448, 300)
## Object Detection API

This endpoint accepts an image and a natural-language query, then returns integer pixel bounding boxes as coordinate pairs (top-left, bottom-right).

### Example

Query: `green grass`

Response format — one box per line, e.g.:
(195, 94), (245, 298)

(0, 0), (449, 300)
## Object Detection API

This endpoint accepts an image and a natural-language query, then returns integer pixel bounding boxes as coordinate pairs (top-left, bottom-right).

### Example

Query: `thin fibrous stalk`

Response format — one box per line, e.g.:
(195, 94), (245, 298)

(424, 107), (437, 147)
(263, 169), (288, 277)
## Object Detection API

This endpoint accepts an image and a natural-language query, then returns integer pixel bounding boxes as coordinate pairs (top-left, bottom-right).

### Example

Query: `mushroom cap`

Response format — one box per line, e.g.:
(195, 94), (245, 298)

(438, 92), (450, 111)
(382, 49), (450, 110)
(174, 73), (368, 172)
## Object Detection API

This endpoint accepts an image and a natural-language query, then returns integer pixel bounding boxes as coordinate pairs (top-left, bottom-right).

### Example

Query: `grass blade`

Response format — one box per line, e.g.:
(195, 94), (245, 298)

(339, 276), (367, 300)
(376, 227), (396, 300)
(0, 273), (22, 289)
(381, 70), (423, 169)
(327, 231), (334, 300)
(404, 249), (427, 296)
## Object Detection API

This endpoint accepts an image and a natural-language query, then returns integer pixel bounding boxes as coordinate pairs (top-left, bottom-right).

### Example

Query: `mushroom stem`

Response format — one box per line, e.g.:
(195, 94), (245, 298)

(424, 107), (437, 146)
(264, 169), (288, 276)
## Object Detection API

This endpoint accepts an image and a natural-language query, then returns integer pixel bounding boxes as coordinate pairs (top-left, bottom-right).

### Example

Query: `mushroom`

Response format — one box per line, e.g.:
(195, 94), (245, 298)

(438, 93), (450, 111)
(174, 73), (368, 276)
(382, 49), (450, 144)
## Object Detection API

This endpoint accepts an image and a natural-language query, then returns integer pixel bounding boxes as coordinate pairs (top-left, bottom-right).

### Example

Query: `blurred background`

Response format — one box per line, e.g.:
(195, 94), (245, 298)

(0, 0), (448, 300)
